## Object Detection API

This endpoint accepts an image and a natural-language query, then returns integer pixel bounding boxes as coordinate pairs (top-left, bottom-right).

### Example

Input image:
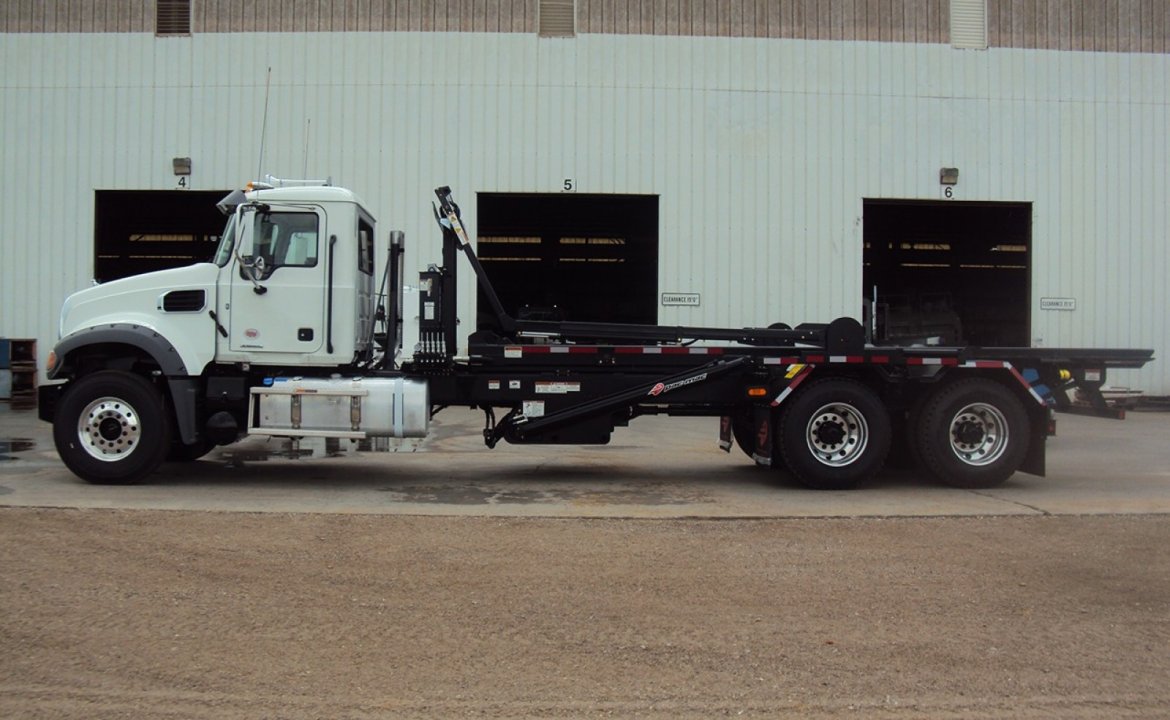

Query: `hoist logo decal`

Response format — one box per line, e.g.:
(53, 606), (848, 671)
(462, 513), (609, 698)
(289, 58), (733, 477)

(648, 373), (708, 397)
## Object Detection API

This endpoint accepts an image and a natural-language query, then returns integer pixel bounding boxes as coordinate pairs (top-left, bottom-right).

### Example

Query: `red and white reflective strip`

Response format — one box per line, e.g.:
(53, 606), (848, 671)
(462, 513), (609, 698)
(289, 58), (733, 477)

(763, 355), (889, 365)
(770, 365), (815, 407)
(762, 357), (803, 366)
(963, 360), (1010, 369)
(504, 345), (726, 357)
(614, 346), (724, 355)
(961, 360), (1046, 405)
(504, 345), (601, 357)
(906, 356), (960, 366)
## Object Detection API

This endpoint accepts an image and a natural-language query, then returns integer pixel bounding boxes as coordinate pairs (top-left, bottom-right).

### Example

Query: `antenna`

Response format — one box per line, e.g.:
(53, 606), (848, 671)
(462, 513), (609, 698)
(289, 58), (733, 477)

(256, 67), (272, 179)
(302, 118), (311, 177)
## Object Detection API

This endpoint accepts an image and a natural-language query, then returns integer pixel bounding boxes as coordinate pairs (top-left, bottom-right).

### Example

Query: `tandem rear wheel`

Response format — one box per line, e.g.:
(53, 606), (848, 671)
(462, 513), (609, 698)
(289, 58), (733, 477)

(776, 378), (892, 490)
(914, 378), (1030, 489)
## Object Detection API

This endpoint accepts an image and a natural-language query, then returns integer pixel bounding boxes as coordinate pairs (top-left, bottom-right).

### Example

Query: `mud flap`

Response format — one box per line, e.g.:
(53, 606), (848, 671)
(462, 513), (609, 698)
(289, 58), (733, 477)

(750, 405), (773, 467)
(718, 407), (774, 466)
(1019, 409), (1048, 477)
(167, 377), (201, 445)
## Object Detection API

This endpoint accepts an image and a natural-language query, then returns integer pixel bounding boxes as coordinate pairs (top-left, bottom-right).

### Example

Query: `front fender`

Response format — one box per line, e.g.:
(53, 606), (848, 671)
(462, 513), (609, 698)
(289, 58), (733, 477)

(47, 325), (204, 445)
(49, 323), (193, 380)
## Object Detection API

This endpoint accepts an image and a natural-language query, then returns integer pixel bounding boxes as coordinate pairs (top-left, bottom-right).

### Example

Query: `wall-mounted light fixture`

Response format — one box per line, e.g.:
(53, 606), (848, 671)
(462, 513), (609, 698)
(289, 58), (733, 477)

(173, 157), (192, 175)
(939, 167), (959, 185)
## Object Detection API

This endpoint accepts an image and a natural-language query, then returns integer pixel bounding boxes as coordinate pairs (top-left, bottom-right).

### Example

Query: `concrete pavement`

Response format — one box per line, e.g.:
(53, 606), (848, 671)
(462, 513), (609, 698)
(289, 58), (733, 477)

(2, 403), (1168, 518)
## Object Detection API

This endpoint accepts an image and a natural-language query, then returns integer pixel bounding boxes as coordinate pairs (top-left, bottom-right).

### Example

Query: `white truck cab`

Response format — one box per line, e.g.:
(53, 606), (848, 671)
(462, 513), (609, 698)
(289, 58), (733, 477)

(213, 183), (377, 367)
(42, 179), (418, 484)
(54, 181), (378, 375)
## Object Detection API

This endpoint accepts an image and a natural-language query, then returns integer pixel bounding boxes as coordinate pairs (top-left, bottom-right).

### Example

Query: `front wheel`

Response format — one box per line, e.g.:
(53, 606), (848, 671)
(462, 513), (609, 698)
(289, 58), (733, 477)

(914, 378), (1030, 489)
(52, 371), (172, 485)
(777, 378), (891, 490)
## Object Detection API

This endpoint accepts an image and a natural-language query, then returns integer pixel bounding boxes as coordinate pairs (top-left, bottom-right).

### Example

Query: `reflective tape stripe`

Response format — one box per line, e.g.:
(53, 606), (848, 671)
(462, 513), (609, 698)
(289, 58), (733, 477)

(960, 360), (1047, 406)
(907, 357), (959, 366)
(770, 365), (814, 407)
(1009, 367), (1047, 406)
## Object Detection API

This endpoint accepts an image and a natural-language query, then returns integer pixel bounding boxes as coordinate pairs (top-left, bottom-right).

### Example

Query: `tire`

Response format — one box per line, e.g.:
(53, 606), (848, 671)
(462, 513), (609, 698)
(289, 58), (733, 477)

(914, 378), (1030, 489)
(777, 378), (891, 490)
(52, 371), (172, 485)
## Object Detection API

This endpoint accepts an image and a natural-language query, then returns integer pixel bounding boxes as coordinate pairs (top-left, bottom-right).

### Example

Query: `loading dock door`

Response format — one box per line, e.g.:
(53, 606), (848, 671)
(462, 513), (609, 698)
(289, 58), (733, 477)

(863, 201), (1031, 347)
(475, 194), (659, 330)
(94, 190), (230, 282)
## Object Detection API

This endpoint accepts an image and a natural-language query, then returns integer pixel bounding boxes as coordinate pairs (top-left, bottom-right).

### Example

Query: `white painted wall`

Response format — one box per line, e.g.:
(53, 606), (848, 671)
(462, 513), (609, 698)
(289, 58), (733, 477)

(1, 31), (1167, 391)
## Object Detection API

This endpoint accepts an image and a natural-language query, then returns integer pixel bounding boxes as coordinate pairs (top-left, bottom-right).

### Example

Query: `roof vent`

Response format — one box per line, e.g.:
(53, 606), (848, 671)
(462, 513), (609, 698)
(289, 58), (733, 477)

(156, 0), (191, 36)
(539, 0), (575, 37)
(950, 0), (987, 49)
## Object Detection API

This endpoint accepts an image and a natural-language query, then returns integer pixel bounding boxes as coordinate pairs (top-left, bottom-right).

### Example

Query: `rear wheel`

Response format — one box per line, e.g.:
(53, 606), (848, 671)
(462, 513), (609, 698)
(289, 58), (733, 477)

(778, 378), (891, 490)
(914, 378), (1030, 489)
(52, 371), (171, 485)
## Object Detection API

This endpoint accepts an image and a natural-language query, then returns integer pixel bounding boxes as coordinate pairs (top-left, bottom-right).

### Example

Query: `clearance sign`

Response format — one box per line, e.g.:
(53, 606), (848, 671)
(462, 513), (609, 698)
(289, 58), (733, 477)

(661, 293), (700, 307)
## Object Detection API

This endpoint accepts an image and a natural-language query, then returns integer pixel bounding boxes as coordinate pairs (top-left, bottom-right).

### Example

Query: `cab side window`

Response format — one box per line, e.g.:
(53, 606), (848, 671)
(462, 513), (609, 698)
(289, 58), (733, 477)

(358, 220), (374, 276)
(255, 212), (319, 272)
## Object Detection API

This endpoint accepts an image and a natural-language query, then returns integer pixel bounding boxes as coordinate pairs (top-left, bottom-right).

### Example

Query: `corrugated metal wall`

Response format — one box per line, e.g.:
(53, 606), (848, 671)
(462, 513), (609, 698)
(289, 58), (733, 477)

(1, 31), (1168, 391)
(3, 1), (1167, 53)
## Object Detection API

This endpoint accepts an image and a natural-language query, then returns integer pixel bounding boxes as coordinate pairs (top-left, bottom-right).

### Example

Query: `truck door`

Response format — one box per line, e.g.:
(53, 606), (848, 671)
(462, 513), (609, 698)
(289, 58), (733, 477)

(228, 205), (327, 355)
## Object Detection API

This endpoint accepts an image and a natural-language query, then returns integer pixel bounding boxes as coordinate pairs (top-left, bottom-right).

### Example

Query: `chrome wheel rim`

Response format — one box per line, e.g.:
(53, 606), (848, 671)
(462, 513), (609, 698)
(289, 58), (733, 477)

(77, 396), (141, 462)
(949, 403), (1009, 466)
(805, 402), (869, 467)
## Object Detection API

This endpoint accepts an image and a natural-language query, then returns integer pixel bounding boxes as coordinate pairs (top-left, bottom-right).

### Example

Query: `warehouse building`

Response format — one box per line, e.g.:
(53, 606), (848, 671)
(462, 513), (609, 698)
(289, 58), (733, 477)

(1, 1), (1168, 394)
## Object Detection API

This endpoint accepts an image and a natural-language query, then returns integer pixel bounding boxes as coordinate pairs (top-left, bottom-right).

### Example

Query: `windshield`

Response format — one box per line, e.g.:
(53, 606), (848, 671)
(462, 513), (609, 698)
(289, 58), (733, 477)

(213, 214), (237, 267)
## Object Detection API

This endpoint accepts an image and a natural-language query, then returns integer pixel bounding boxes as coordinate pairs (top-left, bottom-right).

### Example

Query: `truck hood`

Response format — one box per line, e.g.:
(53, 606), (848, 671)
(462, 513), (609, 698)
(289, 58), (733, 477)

(60, 264), (220, 337)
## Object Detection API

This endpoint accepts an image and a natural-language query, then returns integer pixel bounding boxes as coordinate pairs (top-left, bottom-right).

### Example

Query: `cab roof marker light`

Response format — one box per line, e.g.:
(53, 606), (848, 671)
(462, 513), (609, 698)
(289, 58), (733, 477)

(262, 174), (333, 188)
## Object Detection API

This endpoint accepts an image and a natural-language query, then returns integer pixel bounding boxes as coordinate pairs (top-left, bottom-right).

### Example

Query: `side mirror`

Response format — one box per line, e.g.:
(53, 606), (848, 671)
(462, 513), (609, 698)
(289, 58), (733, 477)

(216, 189), (247, 216)
(240, 255), (267, 282)
(233, 212), (268, 294)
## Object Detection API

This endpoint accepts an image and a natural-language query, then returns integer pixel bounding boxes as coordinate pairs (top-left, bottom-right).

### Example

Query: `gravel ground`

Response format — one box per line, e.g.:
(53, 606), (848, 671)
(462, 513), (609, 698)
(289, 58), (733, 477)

(2, 508), (1169, 718)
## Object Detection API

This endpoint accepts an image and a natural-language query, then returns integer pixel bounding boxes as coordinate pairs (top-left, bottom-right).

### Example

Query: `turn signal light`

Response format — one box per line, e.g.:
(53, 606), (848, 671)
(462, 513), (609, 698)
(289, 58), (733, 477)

(747, 387), (768, 397)
(46, 350), (58, 374)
